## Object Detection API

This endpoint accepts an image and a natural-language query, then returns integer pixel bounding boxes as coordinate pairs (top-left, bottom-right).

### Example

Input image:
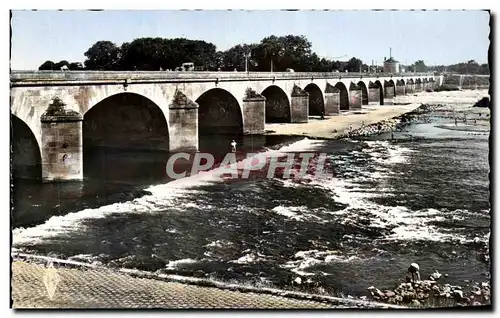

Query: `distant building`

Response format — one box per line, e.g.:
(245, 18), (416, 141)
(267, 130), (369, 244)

(383, 57), (400, 73)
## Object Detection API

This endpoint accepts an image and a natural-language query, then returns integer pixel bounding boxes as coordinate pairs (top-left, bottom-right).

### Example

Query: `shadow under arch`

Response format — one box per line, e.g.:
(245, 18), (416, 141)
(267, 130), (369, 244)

(261, 85), (291, 123)
(396, 79), (406, 95)
(407, 78), (415, 94)
(385, 79), (396, 97)
(196, 88), (243, 135)
(11, 114), (42, 181)
(304, 83), (325, 116)
(196, 88), (244, 153)
(423, 78), (429, 90)
(415, 78), (423, 92)
(357, 81), (369, 105)
(334, 82), (349, 111)
(83, 92), (172, 184)
(83, 92), (169, 152)
(369, 80), (384, 105)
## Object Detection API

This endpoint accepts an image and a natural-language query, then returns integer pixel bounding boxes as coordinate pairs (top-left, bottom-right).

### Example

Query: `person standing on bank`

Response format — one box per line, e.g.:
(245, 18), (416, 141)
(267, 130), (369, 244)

(231, 140), (237, 153)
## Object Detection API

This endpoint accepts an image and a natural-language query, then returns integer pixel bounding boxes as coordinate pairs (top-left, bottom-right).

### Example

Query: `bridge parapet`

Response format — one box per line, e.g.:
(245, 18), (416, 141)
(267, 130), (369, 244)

(10, 71), (435, 85)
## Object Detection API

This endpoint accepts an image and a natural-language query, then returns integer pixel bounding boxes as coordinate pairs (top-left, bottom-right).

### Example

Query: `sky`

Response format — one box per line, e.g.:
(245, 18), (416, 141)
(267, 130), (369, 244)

(10, 10), (490, 70)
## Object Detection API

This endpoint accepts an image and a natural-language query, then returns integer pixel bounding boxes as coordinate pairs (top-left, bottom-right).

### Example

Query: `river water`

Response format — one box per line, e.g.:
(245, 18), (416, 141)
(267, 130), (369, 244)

(11, 96), (491, 298)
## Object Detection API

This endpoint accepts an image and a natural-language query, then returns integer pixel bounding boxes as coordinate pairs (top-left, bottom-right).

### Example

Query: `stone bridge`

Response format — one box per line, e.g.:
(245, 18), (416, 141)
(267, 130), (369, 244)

(10, 71), (440, 181)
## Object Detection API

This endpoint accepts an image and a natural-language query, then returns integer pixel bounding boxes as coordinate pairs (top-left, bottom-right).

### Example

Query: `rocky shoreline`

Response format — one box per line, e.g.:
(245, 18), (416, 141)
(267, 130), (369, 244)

(366, 276), (491, 308)
(337, 103), (440, 139)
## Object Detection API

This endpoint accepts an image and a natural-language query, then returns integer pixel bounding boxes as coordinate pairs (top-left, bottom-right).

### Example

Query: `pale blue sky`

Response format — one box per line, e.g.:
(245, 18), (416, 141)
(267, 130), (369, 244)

(10, 10), (490, 70)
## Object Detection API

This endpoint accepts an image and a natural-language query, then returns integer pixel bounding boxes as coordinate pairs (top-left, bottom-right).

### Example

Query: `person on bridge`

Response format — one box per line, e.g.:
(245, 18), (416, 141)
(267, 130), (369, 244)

(231, 140), (237, 153)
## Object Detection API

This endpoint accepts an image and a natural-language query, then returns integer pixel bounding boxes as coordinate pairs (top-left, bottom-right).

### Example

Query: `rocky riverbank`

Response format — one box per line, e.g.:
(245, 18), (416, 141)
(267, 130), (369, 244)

(366, 278), (491, 308)
(337, 103), (439, 139)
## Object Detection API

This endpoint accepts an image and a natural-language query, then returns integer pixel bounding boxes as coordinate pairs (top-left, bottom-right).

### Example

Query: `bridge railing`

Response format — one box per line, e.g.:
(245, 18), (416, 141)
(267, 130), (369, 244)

(10, 70), (435, 84)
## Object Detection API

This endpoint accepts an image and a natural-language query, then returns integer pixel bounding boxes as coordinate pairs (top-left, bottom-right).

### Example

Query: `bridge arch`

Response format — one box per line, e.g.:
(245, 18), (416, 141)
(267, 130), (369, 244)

(261, 85), (291, 123)
(304, 83), (325, 116)
(415, 78), (423, 92)
(429, 78), (436, 90)
(396, 79), (406, 96)
(196, 88), (243, 135)
(83, 92), (170, 152)
(384, 79), (396, 97)
(406, 79), (415, 94)
(423, 78), (429, 91)
(369, 80), (384, 105)
(334, 82), (349, 111)
(357, 81), (369, 105)
(11, 114), (42, 180)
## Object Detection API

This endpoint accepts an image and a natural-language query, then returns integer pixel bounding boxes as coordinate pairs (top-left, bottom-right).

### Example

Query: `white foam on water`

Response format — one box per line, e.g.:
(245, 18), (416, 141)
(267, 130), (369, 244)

(271, 206), (304, 221)
(230, 251), (269, 264)
(12, 138), (327, 248)
(275, 140), (485, 244)
(278, 138), (327, 152)
(165, 258), (198, 270)
(204, 239), (232, 248)
(283, 249), (367, 276)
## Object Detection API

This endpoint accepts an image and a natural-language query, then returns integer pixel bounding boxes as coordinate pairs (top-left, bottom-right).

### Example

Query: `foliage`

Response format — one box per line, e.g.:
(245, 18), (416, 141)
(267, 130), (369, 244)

(83, 41), (121, 70)
(413, 60), (428, 72)
(429, 60), (489, 75)
(38, 34), (487, 75)
(38, 60), (56, 70)
(38, 60), (83, 71)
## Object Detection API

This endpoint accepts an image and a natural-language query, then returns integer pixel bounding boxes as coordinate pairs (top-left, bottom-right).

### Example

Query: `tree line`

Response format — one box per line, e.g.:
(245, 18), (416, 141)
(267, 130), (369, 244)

(38, 35), (366, 72)
(429, 60), (489, 75)
(37, 35), (489, 75)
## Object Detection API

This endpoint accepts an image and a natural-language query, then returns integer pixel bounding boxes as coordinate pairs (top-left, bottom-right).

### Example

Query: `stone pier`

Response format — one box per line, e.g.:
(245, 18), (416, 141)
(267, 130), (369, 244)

(242, 88), (266, 134)
(368, 87), (380, 105)
(290, 85), (309, 123)
(40, 97), (83, 181)
(168, 90), (199, 151)
(324, 84), (340, 115)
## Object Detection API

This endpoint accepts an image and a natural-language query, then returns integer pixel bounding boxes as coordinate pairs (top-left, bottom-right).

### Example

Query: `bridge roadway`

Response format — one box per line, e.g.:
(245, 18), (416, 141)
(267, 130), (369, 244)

(10, 71), (439, 182)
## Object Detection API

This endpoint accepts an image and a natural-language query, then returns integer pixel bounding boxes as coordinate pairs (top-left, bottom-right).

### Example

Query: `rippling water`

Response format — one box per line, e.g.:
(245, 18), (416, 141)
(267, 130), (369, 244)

(11, 102), (491, 297)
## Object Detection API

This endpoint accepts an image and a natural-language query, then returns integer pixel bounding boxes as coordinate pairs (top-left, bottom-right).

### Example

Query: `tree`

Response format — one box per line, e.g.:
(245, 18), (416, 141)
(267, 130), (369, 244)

(118, 37), (168, 70)
(54, 60), (70, 70)
(252, 35), (314, 71)
(116, 37), (218, 71)
(413, 60), (428, 72)
(220, 44), (257, 71)
(478, 63), (489, 75)
(84, 41), (121, 70)
(38, 60), (55, 70)
(345, 57), (363, 72)
(68, 62), (84, 70)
